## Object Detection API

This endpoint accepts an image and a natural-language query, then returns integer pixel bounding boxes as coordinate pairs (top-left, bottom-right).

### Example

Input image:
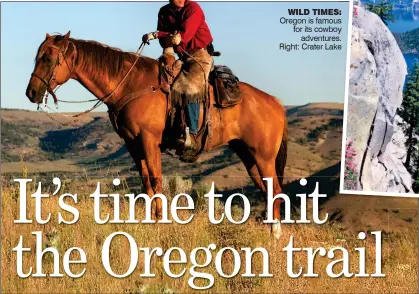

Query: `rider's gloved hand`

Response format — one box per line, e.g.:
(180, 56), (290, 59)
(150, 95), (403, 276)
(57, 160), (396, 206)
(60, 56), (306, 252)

(142, 31), (158, 44)
(171, 33), (181, 46)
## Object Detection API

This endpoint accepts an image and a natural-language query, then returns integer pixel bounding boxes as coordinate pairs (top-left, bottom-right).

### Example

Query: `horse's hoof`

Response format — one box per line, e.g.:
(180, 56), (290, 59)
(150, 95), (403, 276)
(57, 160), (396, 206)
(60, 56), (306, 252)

(255, 215), (264, 224)
(271, 220), (282, 239)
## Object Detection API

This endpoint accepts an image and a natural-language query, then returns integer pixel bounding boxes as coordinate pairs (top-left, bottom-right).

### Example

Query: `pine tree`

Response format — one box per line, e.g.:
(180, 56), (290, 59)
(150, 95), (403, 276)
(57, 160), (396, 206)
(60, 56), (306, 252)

(398, 63), (419, 186)
(365, 2), (396, 26)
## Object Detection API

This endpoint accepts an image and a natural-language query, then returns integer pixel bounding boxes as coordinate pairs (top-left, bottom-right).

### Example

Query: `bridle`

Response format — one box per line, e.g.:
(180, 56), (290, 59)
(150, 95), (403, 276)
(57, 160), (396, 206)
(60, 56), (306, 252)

(33, 40), (155, 126)
(31, 40), (77, 106)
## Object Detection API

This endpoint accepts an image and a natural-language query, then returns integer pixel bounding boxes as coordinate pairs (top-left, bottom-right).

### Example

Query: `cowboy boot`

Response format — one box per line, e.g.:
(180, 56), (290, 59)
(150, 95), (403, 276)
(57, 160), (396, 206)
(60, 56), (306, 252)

(184, 127), (192, 147)
(176, 128), (194, 149)
(184, 129), (201, 152)
(176, 136), (186, 146)
(179, 130), (201, 163)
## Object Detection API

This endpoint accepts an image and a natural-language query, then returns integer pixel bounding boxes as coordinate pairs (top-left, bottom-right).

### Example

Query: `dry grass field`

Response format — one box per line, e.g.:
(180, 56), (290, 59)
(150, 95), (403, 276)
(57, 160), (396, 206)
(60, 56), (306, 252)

(1, 174), (418, 293)
(1, 105), (418, 293)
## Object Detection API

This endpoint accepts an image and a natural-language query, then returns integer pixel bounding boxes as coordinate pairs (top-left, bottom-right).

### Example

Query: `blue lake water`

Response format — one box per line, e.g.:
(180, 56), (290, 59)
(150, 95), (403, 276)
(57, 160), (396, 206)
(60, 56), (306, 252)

(387, 9), (419, 73)
(404, 53), (419, 73)
(387, 9), (419, 33)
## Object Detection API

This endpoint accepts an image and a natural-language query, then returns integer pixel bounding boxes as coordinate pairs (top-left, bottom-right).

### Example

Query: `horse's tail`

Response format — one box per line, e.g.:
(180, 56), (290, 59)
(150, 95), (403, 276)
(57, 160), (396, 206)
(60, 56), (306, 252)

(276, 117), (288, 188)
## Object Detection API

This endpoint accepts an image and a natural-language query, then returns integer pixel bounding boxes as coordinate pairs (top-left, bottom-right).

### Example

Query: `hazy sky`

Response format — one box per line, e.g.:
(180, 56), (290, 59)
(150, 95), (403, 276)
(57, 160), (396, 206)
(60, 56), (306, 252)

(1, 1), (350, 112)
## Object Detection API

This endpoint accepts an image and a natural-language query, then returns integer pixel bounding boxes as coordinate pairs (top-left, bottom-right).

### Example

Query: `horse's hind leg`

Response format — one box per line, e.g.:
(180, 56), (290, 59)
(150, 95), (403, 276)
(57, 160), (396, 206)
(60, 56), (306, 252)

(228, 139), (266, 196)
(229, 139), (283, 237)
(254, 156), (283, 239)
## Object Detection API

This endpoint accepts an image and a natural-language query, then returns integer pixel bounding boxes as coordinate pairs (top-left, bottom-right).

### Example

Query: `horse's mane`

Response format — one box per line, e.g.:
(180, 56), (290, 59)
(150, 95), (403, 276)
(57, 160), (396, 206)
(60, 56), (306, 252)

(36, 34), (159, 79)
(70, 38), (159, 78)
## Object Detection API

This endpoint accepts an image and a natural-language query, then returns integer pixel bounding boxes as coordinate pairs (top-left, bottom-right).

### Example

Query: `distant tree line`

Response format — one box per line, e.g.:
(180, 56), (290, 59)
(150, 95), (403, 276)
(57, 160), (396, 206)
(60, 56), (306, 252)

(307, 118), (343, 141)
(394, 28), (419, 54)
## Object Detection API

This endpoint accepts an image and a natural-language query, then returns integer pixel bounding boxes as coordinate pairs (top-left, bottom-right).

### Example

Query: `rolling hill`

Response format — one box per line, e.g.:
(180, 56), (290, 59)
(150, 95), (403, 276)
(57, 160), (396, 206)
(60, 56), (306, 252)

(1, 103), (417, 293)
(1, 103), (417, 234)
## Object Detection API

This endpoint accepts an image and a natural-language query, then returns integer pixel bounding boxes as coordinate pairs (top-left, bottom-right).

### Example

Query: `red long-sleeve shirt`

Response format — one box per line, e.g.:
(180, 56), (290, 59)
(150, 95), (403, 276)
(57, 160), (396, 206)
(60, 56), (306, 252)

(156, 0), (213, 53)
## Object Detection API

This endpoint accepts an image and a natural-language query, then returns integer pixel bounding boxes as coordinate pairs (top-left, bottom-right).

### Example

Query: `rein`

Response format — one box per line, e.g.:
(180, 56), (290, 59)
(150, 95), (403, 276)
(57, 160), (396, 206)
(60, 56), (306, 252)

(37, 41), (150, 126)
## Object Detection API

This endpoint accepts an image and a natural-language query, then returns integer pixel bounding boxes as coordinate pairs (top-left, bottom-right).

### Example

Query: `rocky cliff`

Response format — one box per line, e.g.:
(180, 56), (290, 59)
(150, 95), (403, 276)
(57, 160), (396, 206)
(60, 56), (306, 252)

(346, 6), (413, 193)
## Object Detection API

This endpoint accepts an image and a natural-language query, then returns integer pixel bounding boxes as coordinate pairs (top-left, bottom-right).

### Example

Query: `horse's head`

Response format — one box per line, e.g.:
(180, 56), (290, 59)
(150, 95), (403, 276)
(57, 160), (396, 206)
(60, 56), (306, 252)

(26, 31), (77, 104)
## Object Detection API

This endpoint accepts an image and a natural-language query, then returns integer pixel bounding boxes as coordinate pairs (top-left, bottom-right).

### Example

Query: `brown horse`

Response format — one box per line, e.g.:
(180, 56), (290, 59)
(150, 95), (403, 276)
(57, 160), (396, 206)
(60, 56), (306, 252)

(25, 32), (288, 238)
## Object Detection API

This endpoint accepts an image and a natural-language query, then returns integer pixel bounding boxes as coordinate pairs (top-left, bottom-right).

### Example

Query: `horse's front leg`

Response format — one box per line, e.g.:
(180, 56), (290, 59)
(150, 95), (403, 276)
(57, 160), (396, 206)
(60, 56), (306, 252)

(125, 141), (158, 218)
(141, 131), (164, 219)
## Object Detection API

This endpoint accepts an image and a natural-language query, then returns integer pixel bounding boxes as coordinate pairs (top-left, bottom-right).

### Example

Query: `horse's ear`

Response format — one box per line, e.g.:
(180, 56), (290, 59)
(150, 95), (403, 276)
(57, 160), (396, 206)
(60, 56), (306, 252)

(45, 33), (51, 40)
(64, 31), (71, 41)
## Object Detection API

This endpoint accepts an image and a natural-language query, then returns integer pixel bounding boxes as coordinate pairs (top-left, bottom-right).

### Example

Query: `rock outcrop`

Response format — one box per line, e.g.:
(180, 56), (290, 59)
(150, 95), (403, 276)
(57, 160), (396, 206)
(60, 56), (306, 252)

(346, 6), (413, 193)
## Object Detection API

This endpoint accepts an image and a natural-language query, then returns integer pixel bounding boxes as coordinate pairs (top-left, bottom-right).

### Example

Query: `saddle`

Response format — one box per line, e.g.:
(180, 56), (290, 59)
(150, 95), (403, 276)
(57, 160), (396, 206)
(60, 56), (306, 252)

(159, 56), (242, 162)
(210, 65), (242, 108)
(159, 58), (242, 108)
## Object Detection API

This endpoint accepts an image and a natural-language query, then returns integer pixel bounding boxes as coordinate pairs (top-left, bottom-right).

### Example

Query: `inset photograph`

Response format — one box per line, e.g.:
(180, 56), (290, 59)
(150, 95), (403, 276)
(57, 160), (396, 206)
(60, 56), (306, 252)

(341, 3), (419, 196)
